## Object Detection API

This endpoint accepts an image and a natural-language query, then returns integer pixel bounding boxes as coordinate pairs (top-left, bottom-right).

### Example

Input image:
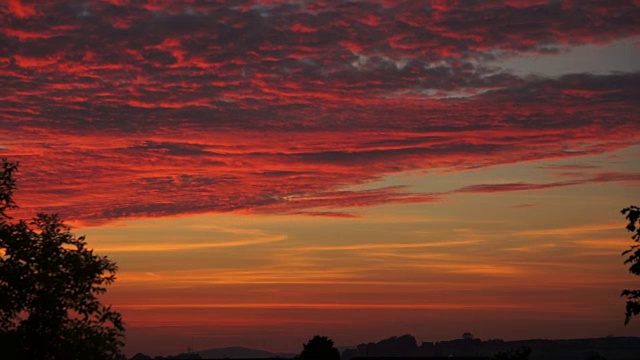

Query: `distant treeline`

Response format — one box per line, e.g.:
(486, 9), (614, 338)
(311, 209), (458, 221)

(132, 334), (640, 360)
(342, 334), (640, 360)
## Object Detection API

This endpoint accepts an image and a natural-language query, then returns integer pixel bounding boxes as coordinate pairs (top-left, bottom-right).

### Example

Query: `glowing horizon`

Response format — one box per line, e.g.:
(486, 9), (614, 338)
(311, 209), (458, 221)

(2, 0), (640, 356)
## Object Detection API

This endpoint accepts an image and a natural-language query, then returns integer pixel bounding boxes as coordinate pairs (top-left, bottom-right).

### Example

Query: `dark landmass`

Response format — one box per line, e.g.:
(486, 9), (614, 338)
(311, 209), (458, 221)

(132, 347), (295, 360)
(134, 334), (640, 359)
(351, 357), (489, 360)
(195, 346), (294, 359)
(341, 334), (640, 360)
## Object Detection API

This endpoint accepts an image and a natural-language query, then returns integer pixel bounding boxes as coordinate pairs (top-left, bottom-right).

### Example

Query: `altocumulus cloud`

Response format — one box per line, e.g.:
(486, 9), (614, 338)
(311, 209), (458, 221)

(1, 0), (639, 223)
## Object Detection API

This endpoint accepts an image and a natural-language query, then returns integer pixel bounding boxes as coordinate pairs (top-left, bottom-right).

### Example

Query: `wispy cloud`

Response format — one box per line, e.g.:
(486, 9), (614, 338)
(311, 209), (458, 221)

(414, 263), (522, 276)
(93, 235), (287, 252)
(572, 238), (634, 249)
(116, 302), (530, 310)
(517, 223), (621, 236)
(291, 240), (481, 252)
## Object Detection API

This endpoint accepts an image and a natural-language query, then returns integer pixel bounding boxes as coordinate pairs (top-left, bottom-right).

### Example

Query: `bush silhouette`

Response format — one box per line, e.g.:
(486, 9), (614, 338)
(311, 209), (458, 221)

(491, 346), (532, 360)
(299, 335), (341, 360)
(621, 205), (640, 324)
(0, 159), (124, 359)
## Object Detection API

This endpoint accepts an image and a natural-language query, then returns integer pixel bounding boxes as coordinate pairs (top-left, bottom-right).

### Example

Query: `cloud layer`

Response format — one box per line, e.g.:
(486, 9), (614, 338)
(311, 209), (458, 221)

(1, 0), (639, 222)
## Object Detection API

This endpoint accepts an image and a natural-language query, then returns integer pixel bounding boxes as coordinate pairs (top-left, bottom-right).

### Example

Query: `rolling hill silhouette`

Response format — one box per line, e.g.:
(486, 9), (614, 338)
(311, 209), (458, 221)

(195, 346), (294, 359)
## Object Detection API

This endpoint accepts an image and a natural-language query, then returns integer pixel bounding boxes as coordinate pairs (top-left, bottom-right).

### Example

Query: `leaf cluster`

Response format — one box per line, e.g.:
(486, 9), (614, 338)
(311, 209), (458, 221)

(620, 205), (640, 325)
(0, 160), (18, 218)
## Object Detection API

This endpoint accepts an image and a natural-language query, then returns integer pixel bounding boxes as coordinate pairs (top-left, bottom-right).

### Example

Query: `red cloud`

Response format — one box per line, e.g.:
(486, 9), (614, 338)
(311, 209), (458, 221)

(1, 1), (639, 223)
(5, 0), (38, 19)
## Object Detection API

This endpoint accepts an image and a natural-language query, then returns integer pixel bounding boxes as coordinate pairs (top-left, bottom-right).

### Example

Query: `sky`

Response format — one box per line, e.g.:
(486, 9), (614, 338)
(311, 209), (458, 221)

(1, 0), (640, 356)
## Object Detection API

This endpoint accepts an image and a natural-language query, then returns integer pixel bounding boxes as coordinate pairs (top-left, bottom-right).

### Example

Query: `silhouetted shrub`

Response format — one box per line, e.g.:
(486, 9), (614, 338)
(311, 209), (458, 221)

(621, 205), (640, 324)
(299, 335), (341, 360)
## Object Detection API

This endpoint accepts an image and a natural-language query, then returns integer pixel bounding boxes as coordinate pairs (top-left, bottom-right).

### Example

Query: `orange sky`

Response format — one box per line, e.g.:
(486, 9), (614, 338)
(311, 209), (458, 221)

(1, 0), (640, 356)
(82, 147), (639, 355)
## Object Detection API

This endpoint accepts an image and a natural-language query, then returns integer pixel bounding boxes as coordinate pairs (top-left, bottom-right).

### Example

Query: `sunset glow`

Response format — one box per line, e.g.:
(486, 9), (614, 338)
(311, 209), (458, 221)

(1, 0), (639, 356)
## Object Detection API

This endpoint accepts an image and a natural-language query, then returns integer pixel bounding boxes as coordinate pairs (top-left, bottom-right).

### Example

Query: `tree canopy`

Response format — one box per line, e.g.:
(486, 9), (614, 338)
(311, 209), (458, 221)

(0, 159), (125, 359)
(299, 335), (341, 360)
(621, 205), (640, 325)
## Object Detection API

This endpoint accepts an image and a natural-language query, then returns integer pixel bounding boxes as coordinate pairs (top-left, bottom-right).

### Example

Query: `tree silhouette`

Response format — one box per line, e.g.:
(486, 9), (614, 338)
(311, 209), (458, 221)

(621, 205), (640, 325)
(0, 159), (124, 359)
(299, 335), (341, 360)
(491, 346), (532, 360)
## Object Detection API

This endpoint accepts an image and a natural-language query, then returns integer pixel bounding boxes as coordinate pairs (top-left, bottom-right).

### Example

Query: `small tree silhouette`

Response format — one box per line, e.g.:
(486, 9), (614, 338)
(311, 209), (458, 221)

(299, 335), (341, 360)
(620, 205), (640, 324)
(0, 159), (124, 359)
